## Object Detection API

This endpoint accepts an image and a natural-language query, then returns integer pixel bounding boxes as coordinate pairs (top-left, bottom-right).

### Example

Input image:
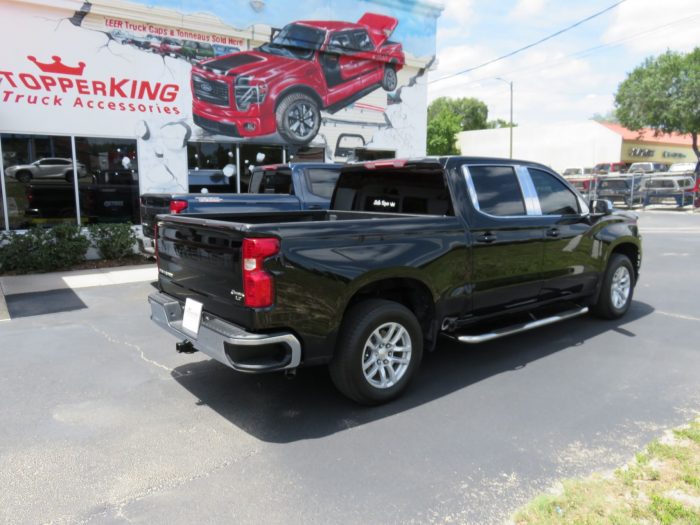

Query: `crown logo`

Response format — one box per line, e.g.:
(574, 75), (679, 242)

(27, 55), (86, 76)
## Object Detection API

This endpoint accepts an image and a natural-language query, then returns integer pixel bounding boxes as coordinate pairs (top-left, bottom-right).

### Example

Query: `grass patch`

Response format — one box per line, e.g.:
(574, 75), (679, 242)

(512, 418), (700, 524)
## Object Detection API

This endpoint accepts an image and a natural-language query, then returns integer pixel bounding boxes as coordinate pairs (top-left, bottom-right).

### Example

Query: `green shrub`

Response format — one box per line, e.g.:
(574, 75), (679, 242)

(87, 223), (136, 260)
(0, 223), (90, 274)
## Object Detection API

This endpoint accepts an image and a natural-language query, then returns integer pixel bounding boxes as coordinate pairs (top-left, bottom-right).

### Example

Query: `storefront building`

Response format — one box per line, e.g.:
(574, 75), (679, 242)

(0, 0), (442, 231)
(458, 121), (697, 174)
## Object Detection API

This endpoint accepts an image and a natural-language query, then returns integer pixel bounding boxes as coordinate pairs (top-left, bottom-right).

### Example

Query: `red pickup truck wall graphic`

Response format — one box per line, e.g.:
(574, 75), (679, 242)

(190, 13), (404, 145)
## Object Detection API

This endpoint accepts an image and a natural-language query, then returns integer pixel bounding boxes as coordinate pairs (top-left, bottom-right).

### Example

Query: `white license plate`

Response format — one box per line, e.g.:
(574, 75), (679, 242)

(182, 298), (203, 335)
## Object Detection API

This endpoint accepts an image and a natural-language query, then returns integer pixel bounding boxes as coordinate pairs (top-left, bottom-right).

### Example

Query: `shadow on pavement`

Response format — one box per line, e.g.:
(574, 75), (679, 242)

(172, 301), (654, 444)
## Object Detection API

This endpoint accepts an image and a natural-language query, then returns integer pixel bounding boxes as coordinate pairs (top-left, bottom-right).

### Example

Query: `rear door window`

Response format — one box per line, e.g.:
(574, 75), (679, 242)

(528, 168), (580, 215)
(466, 165), (526, 216)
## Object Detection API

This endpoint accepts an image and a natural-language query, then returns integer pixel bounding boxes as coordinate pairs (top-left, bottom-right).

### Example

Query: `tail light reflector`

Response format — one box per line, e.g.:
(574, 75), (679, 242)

(169, 200), (188, 214)
(242, 237), (280, 308)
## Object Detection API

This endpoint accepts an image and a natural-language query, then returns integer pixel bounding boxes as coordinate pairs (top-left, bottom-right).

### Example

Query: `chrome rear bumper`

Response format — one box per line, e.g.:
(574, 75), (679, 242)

(149, 291), (301, 372)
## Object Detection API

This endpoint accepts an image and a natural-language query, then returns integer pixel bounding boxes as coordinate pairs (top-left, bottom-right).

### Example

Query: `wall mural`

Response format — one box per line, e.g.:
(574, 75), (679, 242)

(0, 0), (440, 195)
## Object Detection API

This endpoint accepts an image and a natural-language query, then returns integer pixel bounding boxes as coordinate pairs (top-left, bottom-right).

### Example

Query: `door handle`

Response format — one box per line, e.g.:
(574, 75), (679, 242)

(307, 204), (322, 210)
(476, 232), (497, 243)
(547, 227), (560, 238)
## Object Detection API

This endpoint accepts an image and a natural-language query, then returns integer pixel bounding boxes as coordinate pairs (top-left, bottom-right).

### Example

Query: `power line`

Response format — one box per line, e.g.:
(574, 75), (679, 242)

(430, 0), (627, 84)
(433, 11), (700, 92)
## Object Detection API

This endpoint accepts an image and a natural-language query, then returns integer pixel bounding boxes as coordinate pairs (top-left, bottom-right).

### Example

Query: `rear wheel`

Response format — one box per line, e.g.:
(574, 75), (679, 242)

(275, 92), (321, 145)
(591, 253), (635, 319)
(329, 299), (423, 405)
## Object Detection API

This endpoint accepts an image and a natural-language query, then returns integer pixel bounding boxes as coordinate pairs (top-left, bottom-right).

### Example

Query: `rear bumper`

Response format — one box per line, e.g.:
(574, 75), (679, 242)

(149, 291), (301, 372)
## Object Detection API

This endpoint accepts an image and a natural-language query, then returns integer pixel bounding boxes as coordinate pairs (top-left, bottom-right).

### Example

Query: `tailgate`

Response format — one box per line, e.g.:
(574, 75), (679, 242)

(140, 195), (171, 238)
(157, 218), (248, 320)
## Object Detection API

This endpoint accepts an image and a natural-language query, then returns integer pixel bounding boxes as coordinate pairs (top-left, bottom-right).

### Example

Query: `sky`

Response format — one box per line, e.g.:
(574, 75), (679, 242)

(429, 0), (700, 127)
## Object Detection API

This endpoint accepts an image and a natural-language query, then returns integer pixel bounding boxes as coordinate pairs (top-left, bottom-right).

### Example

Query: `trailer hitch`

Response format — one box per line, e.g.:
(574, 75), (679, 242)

(176, 340), (197, 354)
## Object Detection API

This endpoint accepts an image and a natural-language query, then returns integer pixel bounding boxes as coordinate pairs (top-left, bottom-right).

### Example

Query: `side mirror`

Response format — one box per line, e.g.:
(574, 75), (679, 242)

(589, 199), (613, 215)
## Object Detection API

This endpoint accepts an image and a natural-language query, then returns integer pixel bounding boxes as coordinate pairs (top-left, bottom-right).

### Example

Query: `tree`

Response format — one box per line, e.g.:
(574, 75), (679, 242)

(487, 118), (518, 129)
(427, 108), (461, 155)
(590, 110), (619, 124)
(615, 48), (700, 176)
(427, 97), (491, 155)
(428, 97), (489, 132)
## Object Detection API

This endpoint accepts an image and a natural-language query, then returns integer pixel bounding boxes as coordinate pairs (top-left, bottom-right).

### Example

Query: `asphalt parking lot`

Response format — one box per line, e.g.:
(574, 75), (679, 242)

(1, 211), (700, 525)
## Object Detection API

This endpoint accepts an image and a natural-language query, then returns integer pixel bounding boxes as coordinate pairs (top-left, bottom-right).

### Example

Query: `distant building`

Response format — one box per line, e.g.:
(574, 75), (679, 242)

(457, 121), (696, 173)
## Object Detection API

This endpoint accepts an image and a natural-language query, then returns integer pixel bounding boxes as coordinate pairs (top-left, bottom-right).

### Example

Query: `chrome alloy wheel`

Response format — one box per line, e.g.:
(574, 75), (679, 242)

(611, 266), (631, 309)
(361, 322), (412, 389)
(286, 101), (317, 141)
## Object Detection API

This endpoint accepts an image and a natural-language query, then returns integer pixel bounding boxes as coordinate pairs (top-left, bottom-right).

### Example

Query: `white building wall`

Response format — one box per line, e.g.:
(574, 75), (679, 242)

(457, 121), (623, 173)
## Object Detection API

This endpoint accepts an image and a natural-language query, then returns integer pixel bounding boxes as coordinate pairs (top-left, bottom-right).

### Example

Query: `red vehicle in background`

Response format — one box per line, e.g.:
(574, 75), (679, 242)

(159, 38), (184, 57)
(190, 13), (404, 145)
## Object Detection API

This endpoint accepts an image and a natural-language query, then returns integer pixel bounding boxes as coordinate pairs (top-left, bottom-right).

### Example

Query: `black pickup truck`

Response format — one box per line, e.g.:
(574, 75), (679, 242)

(149, 157), (642, 404)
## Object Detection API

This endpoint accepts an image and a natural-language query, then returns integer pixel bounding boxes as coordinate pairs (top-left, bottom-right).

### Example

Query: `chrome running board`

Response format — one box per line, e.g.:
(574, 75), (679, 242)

(456, 306), (589, 344)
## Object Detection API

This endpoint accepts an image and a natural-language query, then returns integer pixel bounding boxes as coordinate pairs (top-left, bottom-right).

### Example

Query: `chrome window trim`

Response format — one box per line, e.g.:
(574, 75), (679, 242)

(461, 164), (542, 219)
(515, 165), (542, 215)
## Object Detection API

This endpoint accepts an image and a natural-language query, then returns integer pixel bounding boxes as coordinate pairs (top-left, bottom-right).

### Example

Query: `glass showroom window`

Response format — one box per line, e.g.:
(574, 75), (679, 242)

(187, 142), (237, 193)
(1, 134), (76, 230)
(74, 137), (140, 224)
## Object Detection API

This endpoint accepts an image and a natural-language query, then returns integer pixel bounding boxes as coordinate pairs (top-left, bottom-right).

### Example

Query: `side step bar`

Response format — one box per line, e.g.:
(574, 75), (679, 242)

(455, 306), (589, 344)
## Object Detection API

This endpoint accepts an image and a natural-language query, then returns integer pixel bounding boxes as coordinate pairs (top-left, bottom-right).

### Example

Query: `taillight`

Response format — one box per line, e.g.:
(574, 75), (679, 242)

(169, 200), (188, 214)
(242, 237), (280, 308)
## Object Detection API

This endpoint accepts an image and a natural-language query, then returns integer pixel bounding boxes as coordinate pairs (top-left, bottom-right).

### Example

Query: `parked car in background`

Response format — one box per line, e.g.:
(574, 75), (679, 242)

(159, 38), (184, 57)
(597, 175), (646, 206)
(642, 175), (697, 207)
(145, 34), (162, 52)
(564, 175), (597, 200)
(562, 167), (595, 177)
(124, 34), (150, 49)
(181, 41), (216, 62)
(667, 162), (697, 174)
(594, 162), (628, 174)
(628, 162), (668, 174)
(5, 158), (87, 183)
(212, 44), (241, 57)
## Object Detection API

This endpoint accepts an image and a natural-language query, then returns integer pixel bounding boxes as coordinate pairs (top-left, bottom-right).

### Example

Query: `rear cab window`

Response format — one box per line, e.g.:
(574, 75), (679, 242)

(332, 167), (454, 215)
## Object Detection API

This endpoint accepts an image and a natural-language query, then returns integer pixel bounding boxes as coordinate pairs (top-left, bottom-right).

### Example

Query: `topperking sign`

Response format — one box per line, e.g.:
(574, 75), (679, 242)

(1, 55), (182, 116)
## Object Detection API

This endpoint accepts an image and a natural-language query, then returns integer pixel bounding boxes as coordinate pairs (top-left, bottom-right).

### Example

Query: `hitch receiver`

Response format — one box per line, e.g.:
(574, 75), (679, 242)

(176, 340), (197, 354)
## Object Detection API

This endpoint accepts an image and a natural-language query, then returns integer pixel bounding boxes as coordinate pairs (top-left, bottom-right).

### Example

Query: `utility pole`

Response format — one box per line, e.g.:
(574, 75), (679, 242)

(496, 78), (514, 158)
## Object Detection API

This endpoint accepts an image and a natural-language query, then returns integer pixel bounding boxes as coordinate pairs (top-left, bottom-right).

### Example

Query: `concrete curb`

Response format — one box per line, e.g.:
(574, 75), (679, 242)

(0, 288), (9, 322)
(0, 264), (157, 297)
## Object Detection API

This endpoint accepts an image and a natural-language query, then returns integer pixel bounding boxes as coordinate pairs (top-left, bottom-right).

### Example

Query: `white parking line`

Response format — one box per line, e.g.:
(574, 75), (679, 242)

(656, 311), (700, 322)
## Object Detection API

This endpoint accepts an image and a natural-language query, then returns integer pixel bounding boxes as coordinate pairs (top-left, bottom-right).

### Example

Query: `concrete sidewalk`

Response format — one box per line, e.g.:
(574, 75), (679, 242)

(0, 264), (156, 321)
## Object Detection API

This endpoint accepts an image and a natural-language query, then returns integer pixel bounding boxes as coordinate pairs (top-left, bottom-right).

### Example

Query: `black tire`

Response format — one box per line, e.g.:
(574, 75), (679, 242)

(16, 171), (32, 184)
(381, 65), (397, 91)
(329, 299), (423, 405)
(591, 253), (635, 320)
(64, 171), (74, 183)
(275, 92), (321, 145)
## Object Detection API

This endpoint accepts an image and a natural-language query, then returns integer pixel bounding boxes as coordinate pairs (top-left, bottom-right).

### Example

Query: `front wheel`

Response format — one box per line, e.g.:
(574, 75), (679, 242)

(381, 66), (397, 91)
(591, 253), (635, 319)
(329, 299), (423, 405)
(275, 92), (321, 145)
